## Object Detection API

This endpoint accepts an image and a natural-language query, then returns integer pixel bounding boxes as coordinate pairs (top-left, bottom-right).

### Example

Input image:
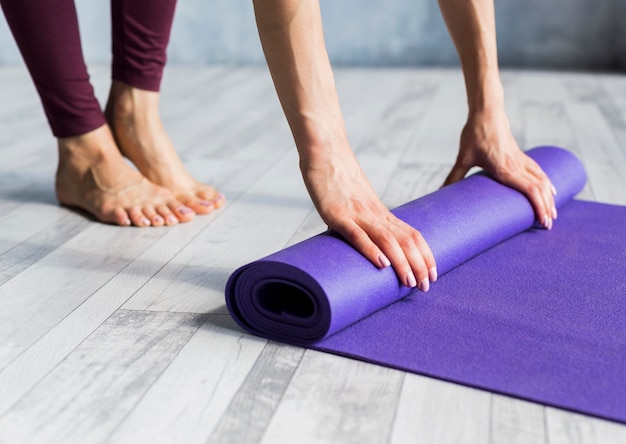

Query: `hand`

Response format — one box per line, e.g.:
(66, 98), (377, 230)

(444, 108), (557, 229)
(300, 147), (437, 291)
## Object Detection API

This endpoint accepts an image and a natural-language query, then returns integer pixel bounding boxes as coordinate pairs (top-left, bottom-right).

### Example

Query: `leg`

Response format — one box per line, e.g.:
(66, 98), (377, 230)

(106, 0), (225, 214)
(0, 0), (104, 137)
(0, 0), (195, 226)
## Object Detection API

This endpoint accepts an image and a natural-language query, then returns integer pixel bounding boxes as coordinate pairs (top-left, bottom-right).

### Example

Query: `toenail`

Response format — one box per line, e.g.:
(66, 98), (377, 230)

(199, 200), (213, 207)
(166, 215), (178, 224)
(153, 216), (164, 223)
(179, 206), (194, 215)
(141, 217), (151, 226)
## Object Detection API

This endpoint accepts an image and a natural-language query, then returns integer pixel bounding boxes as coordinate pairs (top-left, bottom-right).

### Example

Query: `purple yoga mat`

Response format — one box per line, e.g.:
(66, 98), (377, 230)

(226, 146), (626, 423)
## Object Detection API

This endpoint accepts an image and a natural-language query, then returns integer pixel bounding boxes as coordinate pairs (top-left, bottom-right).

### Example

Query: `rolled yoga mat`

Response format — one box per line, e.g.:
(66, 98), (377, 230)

(226, 146), (626, 423)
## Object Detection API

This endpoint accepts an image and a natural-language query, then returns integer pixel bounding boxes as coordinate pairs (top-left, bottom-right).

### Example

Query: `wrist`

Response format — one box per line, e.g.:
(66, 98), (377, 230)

(290, 117), (350, 168)
(465, 70), (505, 114)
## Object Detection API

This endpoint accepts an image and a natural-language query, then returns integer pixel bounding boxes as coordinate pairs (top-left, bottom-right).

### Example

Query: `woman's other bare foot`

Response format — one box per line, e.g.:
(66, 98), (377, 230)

(105, 80), (225, 215)
(55, 125), (195, 227)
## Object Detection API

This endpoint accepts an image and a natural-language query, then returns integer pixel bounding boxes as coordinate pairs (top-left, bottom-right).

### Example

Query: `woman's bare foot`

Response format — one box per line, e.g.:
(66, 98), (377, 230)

(105, 80), (225, 215)
(55, 125), (196, 227)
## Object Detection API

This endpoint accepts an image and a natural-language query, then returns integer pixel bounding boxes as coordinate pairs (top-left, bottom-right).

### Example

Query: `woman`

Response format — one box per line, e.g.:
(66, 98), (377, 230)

(251, 0), (557, 290)
(1, 0), (556, 291)
(0, 0), (225, 227)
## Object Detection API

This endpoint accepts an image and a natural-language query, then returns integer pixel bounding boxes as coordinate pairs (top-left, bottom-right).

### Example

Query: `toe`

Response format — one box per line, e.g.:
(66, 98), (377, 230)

(129, 207), (151, 227)
(211, 192), (226, 209)
(156, 205), (179, 226)
(143, 207), (165, 227)
(170, 202), (195, 223)
(113, 207), (131, 226)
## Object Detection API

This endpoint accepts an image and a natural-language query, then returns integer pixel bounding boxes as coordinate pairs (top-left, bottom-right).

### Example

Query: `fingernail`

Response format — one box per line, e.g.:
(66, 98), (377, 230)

(378, 254), (391, 268)
(429, 267), (438, 282)
(552, 206), (558, 219)
(419, 278), (430, 292)
(141, 217), (151, 226)
(166, 215), (178, 224)
(406, 272), (417, 288)
(551, 185), (557, 195)
(179, 206), (194, 215)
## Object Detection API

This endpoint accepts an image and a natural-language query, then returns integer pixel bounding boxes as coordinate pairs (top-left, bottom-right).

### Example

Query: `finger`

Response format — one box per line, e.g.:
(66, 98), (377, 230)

(365, 221), (433, 291)
(503, 171), (551, 229)
(525, 159), (557, 220)
(443, 159), (471, 187)
(373, 228), (421, 289)
(394, 223), (437, 292)
(338, 220), (416, 288)
(334, 221), (394, 270)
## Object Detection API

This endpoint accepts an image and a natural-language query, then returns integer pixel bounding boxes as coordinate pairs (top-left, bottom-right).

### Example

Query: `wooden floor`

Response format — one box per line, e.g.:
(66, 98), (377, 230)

(0, 65), (625, 444)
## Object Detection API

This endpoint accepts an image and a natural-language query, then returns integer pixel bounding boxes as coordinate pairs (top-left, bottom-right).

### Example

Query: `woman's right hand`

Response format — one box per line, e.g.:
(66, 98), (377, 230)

(300, 147), (437, 292)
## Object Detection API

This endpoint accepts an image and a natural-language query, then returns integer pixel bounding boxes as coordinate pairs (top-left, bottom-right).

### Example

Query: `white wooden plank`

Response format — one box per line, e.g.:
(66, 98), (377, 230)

(261, 350), (404, 444)
(0, 222), (165, 370)
(0, 212), (88, 285)
(390, 374), (490, 444)
(0, 310), (202, 444)
(546, 408), (626, 444)
(490, 395), (546, 444)
(109, 315), (269, 444)
(402, 69), (467, 164)
(206, 341), (304, 444)
(0, 210), (224, 416)
(567, 102), (626, 205)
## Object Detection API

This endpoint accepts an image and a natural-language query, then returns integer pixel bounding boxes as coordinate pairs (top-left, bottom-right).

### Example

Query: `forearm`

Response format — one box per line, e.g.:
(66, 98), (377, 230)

(437, 0), (504, 112)
(252, 0), (348, 167)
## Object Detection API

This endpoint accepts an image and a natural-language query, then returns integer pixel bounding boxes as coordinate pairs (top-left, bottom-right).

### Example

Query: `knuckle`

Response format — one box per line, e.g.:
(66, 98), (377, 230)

(375, 229), (396, 246)
(398, 234), (416, 250)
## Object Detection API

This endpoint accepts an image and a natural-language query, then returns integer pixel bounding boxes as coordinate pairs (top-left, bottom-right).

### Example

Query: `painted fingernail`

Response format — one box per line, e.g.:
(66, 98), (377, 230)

(378, 254), (391, 268)
(179, 206), (194, 215)
(406, 272), (417, 288)
(141, 217), (151, 226)
(419, 278), (430, 292)
(429, 267), (438, 282)
(552, 206), (558, 219)
(166, 215), (178, 224)
(551, 184), (557, 195)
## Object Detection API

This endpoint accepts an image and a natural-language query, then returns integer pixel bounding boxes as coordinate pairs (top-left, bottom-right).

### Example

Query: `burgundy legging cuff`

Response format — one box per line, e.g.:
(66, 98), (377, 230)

(49, 114), (107, 139)
(111, 70), (162, 92)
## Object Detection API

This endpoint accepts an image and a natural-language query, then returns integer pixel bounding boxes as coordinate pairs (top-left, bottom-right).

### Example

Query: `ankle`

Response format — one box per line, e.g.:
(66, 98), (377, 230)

(57, 125), (118, 166)
(106, 80), (160, 124)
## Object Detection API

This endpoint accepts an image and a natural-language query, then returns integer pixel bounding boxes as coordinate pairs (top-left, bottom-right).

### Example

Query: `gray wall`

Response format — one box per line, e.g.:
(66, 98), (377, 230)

(0, 0), (624, 70)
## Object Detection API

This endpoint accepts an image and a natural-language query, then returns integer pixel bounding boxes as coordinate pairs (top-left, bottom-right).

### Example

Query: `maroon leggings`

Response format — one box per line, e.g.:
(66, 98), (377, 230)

(0, 0), (177, 137)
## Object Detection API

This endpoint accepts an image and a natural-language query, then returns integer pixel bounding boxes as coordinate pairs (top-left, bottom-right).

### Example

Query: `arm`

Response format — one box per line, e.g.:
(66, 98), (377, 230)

(252, 0), (436, 290)
(438, 0), (557, 228)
